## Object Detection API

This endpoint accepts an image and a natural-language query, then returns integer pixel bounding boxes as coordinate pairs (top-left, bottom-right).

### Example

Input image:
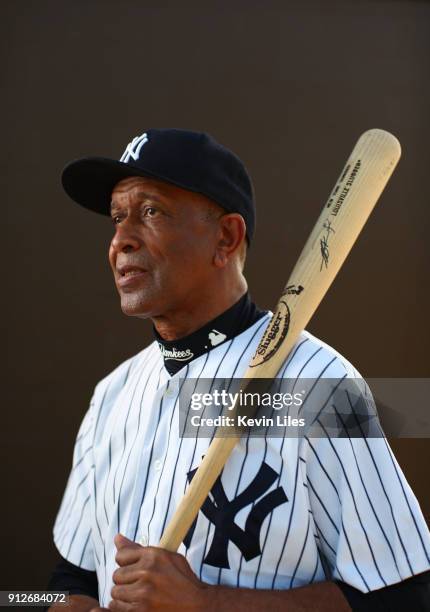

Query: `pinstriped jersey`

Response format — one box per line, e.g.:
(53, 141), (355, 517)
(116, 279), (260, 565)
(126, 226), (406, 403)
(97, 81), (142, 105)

(53, 315), (430, 607)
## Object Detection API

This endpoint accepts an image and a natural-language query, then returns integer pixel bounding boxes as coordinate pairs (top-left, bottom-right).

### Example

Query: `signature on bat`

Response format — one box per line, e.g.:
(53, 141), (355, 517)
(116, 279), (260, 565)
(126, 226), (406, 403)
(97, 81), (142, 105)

(320, 219), (335, 270)
(285, 284), (304, 295)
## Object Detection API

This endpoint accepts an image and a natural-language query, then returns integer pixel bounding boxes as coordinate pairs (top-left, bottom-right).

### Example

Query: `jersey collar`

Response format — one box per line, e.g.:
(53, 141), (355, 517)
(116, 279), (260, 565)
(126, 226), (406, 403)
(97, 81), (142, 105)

(153, 292), (266, 376)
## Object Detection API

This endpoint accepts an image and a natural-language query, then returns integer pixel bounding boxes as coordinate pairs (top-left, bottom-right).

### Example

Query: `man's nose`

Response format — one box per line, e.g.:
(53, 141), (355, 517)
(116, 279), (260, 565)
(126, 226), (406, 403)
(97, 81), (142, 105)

(110, 221), (141, 253)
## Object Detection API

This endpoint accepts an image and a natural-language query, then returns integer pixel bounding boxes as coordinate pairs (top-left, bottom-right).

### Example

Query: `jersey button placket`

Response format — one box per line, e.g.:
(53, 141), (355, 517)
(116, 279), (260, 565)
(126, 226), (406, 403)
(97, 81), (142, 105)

(153, 459), (163, 472)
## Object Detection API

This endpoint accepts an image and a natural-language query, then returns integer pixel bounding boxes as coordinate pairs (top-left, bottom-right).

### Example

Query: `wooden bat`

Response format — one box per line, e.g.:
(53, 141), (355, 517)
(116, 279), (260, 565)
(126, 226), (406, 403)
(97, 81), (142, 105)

(158, 128), (401, 551)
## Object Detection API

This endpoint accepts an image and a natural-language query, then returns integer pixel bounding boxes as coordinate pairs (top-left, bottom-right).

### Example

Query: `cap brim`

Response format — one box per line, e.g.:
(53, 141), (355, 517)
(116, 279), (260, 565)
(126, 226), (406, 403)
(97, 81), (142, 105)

(61, 157), (169, 215)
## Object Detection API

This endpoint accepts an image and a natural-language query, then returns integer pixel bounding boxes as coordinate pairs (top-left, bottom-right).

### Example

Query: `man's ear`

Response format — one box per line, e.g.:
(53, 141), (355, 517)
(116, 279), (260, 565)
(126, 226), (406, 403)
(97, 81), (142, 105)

(213, 213), (246, 268)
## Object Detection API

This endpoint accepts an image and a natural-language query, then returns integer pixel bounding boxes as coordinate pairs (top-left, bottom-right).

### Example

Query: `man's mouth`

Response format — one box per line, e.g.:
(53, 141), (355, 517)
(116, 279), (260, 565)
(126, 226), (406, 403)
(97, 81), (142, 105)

(116, 265), (147, 287)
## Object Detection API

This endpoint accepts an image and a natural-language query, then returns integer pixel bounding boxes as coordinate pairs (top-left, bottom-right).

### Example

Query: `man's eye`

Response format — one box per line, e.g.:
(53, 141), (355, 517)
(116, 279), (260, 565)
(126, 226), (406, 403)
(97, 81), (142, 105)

(143, 206), (158, 218)
(112, 215), (123, 225)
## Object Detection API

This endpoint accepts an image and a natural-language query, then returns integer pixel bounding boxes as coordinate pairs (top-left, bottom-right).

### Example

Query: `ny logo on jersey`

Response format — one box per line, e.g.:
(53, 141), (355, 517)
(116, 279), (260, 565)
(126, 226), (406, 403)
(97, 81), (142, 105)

(183, 462), (288, 569)
(120, 132), (149, 163)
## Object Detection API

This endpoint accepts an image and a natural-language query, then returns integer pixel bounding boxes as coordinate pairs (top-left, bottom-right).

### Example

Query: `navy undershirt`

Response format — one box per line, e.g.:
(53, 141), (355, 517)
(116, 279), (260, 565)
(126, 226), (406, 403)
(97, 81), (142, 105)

(154, 291), (267, 375)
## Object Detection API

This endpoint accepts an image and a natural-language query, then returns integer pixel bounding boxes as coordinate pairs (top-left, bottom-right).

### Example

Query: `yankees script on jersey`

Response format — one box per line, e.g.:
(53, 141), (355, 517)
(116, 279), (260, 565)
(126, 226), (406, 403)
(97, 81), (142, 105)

(53, 316), (430, 607)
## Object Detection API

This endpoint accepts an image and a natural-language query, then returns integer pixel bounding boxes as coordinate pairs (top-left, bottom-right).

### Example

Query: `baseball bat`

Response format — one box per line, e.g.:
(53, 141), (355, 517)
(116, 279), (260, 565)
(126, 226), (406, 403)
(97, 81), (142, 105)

(158, 128), (401, 551)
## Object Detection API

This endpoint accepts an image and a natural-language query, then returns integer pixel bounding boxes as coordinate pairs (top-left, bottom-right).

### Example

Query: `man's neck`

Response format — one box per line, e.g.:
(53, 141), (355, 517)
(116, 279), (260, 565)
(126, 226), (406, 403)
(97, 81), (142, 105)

(152, 277), (248, 341)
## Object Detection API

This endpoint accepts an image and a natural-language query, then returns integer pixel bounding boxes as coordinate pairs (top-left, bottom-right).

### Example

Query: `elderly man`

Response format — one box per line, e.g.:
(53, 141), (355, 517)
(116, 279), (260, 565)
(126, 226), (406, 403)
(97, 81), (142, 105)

(48, 129), (430, 611)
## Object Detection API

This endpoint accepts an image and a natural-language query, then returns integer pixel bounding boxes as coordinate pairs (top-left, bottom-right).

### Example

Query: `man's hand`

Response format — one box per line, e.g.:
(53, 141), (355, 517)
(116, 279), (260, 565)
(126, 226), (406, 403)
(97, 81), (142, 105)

(107, 533), (351, 611)
(109, 533), (210, 611)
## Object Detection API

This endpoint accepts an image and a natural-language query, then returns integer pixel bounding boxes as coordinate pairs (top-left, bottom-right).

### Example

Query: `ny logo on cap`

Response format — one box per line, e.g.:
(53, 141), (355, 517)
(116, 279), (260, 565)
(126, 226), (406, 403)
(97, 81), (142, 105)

(120, 132), (149, 163)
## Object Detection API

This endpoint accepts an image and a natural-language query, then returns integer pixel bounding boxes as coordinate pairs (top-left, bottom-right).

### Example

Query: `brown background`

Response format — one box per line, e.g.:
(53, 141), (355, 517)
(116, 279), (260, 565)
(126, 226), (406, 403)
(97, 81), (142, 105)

(2, 0), (429, 591)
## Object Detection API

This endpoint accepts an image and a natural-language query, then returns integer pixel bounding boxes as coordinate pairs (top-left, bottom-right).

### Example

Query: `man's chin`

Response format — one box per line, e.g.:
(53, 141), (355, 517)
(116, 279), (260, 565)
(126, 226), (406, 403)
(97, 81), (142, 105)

(120, 296), (154, 319)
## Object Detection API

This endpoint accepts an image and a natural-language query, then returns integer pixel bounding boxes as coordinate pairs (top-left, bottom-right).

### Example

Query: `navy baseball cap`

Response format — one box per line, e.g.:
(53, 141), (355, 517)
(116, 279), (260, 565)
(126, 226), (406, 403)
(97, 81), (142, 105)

(61, 128), (256, 243)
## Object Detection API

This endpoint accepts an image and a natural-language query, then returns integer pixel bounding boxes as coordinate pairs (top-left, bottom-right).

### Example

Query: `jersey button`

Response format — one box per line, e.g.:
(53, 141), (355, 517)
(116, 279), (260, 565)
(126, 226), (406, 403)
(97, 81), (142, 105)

(154, 459), (162, 472)
(139, 534), (148, 546)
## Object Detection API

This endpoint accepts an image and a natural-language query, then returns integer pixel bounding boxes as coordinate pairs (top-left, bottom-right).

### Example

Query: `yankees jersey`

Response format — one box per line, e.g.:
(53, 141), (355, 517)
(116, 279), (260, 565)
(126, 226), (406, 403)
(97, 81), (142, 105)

(53, 315), (430, 608)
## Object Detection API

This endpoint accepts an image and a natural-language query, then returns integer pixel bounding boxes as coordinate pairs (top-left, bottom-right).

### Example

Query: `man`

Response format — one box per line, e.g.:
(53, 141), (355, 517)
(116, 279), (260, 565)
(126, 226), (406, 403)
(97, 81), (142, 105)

(48, 129), (430, 611)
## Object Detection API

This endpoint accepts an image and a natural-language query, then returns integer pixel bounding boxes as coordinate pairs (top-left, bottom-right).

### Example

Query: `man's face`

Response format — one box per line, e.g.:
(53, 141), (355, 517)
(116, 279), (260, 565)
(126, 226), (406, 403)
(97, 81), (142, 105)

(109, 176), (221, 319)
